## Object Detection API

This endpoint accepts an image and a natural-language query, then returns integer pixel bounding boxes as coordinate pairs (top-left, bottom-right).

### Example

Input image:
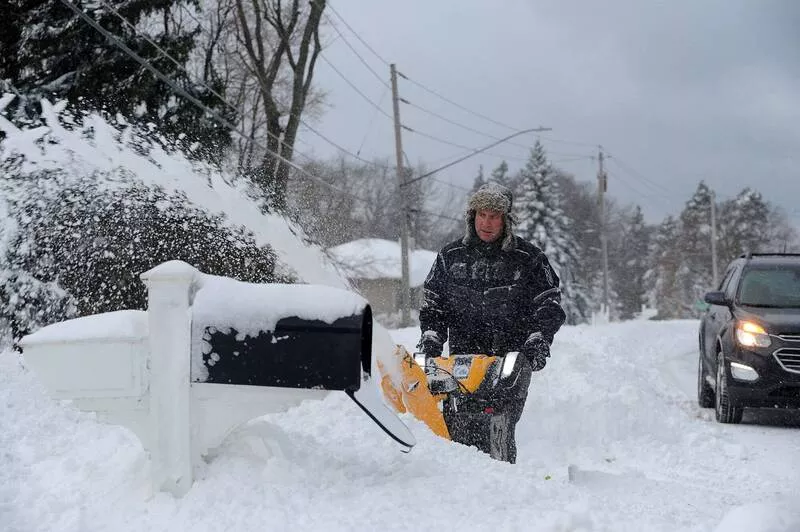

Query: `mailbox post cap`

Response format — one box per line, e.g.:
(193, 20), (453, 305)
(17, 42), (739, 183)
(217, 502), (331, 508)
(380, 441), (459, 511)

(140, 260), (200, 283)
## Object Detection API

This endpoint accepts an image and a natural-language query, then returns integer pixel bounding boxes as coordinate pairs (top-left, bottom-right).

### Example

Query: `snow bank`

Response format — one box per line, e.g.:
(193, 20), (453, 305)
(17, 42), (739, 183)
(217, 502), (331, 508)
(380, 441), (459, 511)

(714, 502), (800, 532)
(5, 319), (800, 531)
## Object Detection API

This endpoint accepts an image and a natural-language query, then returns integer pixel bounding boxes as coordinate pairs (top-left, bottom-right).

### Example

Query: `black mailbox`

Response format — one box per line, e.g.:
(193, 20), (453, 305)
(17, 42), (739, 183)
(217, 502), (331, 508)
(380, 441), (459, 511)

(196, 305), (372, 391)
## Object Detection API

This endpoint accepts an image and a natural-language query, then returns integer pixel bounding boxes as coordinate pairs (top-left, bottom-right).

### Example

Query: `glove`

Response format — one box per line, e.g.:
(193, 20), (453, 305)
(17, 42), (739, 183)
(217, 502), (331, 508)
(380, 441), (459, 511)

(521, 332), (550, 371)
(418, 330), (443, 360)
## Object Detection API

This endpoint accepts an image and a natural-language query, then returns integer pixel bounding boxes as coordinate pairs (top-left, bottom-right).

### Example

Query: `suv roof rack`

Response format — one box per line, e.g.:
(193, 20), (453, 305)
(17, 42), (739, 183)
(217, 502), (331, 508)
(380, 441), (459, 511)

(740, 252), (800, 259)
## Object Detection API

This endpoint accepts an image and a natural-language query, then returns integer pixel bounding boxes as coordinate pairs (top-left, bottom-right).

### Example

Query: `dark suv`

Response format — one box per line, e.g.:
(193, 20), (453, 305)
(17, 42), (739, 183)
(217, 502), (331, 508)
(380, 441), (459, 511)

(698, 253), (800, 423)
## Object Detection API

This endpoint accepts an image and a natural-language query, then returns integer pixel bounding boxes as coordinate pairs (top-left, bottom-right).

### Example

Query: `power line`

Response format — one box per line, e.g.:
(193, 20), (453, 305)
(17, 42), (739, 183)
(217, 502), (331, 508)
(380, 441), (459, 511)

(551, 155), (597, 165)
(401, 93), (597, 159)
(399, 71), (522, 134)
(301, 121), (391, 169)
(403, 127), (552, 187)
(356, 85), (390, 157)
(537, 135), (598, 148)
(403, 99), (595, 160)
(603, 168), (680, 215)
(401, 125), (529, 162)
(409, 207), (462, 223)
(608, 169), (668, 205)
(606, 155), (679, 197)
(404, 99), (535, 153)
(320, 53), (392, 120)
(323, 14), (389, 89)
(403, 123), (589, 163)
(326, 2), (390, 67)
(429, 177), (472, 193)
(321, 41), (527, 165)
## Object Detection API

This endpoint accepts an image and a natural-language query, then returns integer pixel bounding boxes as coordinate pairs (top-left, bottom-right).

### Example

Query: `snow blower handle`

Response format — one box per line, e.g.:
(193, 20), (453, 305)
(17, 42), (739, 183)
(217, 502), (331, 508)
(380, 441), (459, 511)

(530, 286), (560, 308)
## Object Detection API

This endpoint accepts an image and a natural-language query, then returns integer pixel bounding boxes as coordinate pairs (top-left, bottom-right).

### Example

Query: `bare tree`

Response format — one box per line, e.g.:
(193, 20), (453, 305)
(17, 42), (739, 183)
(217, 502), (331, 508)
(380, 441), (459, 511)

(232, 0), (326, 208)
(765, 206), (800, 253)
(181, 0), (330, 199)
(285, 156), (462, 250)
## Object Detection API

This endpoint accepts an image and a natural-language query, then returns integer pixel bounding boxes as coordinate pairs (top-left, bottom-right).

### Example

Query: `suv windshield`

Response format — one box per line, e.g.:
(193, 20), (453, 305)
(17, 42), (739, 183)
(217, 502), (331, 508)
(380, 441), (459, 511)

(737, 264), (800, 308)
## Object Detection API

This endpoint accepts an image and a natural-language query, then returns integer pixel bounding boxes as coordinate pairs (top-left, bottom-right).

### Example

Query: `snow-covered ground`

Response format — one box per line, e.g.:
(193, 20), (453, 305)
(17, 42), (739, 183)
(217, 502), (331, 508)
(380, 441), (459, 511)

(3, 319), (800, 531)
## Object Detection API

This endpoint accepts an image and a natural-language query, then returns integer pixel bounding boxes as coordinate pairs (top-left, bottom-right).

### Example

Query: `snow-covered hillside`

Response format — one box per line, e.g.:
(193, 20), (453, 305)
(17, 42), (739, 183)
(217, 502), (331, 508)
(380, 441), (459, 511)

(3, 320), (799, 532)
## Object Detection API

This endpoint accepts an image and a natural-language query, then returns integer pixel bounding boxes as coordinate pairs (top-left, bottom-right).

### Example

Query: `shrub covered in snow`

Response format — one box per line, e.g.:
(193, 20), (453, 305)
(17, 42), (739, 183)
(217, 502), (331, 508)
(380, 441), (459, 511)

(1, 174), (287, 340)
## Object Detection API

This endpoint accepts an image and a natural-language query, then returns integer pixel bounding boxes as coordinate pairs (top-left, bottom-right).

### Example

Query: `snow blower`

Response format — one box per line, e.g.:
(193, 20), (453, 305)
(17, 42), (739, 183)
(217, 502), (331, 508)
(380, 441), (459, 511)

(380, 346), (531, 462)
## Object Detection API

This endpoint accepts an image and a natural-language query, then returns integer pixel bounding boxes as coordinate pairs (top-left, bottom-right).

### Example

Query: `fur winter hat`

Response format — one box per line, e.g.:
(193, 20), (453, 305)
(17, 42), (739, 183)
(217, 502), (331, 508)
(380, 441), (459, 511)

(462, 182), (516, 251)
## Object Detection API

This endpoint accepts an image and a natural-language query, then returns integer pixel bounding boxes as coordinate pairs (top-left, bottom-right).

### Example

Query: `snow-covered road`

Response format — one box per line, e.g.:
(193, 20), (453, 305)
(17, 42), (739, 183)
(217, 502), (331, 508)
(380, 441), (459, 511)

(2, 320), (799, 531)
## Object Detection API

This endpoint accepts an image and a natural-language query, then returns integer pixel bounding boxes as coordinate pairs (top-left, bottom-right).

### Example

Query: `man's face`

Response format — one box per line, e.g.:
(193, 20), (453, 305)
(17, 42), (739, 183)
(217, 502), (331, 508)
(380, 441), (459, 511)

(474, 209), (504, 243)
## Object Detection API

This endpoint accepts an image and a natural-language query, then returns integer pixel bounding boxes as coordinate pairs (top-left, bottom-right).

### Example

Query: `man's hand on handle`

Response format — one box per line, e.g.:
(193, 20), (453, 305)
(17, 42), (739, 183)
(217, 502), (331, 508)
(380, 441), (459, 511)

(418, 330), (444, 360)
(521, 331), (550, 371)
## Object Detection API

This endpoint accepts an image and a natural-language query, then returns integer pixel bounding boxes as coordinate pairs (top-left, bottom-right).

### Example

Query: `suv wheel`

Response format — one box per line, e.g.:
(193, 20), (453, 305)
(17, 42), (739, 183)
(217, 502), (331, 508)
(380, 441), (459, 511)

(697, 351), (715, 408)
(715, 352), (743, 424)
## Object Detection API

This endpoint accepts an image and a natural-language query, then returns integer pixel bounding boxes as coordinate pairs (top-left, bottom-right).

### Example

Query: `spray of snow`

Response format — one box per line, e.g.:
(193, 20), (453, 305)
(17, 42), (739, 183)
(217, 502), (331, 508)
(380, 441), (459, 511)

(0, 95), (347, 287)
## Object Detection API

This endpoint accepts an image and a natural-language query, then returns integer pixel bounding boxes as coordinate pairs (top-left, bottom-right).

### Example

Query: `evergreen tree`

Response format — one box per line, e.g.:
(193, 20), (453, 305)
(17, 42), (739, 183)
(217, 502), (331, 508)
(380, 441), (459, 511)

(614, 205), (651, 319)
(515, 141), (590, 324)
(489, 160), (520, 195)
(8, 0), (230, 156)
(717, 188), (770, 262)
(676, 182), (715, 316)
(553, 171), (602, 320)
(646, 215), (682, 319)
(471, 164), (486, 193)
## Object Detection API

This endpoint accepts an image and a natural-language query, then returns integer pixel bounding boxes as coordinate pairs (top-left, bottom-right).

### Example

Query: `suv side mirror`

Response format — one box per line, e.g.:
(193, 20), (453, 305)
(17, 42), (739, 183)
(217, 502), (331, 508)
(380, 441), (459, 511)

(704, 291), (728, 306)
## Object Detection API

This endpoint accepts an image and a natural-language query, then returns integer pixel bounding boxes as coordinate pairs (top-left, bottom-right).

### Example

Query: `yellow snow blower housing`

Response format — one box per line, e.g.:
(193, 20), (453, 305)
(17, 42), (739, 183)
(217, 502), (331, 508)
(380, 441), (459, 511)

(379, 345), (529, 458)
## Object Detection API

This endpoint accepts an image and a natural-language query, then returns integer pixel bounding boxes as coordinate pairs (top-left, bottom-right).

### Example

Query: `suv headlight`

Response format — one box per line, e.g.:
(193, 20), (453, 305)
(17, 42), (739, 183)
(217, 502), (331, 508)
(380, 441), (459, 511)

(735, 321), (771, 348)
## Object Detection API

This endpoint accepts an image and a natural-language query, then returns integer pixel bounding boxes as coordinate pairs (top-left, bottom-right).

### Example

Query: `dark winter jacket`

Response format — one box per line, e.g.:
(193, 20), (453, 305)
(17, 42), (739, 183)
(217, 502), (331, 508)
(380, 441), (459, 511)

(419, 235), (566, 355)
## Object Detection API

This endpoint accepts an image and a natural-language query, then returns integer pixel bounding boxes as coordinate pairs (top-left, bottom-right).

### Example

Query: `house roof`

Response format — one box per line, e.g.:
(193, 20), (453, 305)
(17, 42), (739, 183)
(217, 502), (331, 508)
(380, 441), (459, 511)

(327, 238), (438, 288)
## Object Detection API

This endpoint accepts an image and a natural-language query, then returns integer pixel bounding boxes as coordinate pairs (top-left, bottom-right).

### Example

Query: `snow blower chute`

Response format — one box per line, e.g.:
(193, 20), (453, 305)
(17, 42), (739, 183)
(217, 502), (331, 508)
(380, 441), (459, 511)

(379, 346), (530, 461)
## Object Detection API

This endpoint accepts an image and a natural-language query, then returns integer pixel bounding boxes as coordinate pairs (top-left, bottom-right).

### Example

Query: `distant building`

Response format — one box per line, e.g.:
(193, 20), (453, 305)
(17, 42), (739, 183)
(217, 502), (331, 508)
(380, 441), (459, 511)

(327, 239), (437, 317)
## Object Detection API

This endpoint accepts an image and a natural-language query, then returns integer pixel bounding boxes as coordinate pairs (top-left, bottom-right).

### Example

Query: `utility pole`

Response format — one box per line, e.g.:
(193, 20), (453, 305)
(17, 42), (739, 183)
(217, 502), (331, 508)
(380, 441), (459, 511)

(711, 190), (718, 287)
(597, 147), (609, 312)
(391, 63), (411, 327)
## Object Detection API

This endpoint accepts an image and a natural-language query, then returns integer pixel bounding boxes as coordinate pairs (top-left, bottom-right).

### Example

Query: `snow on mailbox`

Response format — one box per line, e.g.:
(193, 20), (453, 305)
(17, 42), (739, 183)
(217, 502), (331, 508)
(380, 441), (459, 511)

(19, 260), (414, 498)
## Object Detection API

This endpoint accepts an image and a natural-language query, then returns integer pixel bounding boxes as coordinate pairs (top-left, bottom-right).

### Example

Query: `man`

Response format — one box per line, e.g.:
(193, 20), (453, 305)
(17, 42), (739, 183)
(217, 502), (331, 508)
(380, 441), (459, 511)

(417, 182), (566, 462)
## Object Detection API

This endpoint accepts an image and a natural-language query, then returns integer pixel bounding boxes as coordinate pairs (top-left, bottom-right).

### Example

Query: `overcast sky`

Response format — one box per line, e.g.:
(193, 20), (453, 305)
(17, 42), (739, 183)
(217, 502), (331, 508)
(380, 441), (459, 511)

(295, 0), (799, 225)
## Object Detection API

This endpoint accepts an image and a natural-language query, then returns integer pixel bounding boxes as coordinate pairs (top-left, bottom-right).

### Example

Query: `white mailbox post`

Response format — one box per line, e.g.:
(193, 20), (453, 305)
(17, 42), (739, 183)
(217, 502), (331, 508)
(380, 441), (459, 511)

(21, 260), (414, 498)
(20, 261), (328, 497)
(140, 261), (196, 496)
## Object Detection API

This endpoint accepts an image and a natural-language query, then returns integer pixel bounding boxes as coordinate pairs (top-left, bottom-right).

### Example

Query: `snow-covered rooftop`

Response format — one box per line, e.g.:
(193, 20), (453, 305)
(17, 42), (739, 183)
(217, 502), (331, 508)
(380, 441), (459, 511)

(327, 238), (437, 287)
